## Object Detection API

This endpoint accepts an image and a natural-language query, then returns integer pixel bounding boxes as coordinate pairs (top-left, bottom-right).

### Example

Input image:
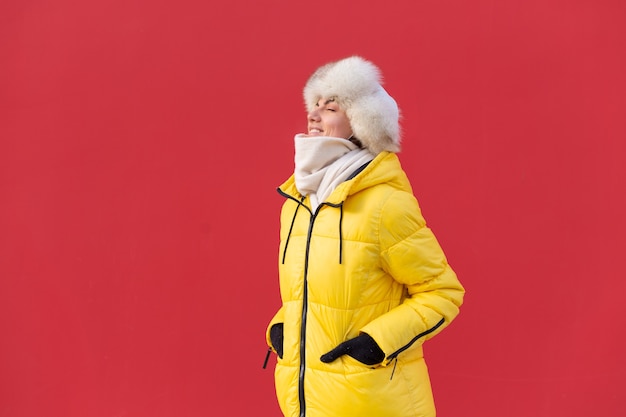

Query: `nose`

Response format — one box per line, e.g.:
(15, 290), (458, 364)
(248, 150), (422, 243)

(308, 108), (320, 121)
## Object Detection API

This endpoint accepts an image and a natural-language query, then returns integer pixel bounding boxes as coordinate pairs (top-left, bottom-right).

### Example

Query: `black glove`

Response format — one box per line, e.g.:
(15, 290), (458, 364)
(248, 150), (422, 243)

(320, 333), (384, 366)
(270, 323), (284, 359)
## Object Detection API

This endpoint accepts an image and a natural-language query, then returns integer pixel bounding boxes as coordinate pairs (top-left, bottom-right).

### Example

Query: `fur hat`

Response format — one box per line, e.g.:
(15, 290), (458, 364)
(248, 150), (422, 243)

(303, 56), (401, 155)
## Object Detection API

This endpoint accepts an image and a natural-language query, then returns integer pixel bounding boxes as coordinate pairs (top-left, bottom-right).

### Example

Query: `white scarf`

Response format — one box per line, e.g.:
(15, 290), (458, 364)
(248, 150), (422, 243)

(293, 134), (374, 210)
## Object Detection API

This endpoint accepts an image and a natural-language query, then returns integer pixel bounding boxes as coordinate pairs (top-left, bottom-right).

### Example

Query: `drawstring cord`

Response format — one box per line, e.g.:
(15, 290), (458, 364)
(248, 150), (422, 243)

(282, 195), (306, 264)
(319, 201), (345, 264)
(280, 160), (370, 264)
(390, 357), (398, 380)
(338, 203), (344, 264)
(279, 190), (346, 266)
(263, 347), (272, 369)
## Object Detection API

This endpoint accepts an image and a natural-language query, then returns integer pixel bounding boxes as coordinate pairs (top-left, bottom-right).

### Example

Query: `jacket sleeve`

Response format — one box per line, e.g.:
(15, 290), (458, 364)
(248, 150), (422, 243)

(360, 190), (465, 366)
(266, 306), (285, 348)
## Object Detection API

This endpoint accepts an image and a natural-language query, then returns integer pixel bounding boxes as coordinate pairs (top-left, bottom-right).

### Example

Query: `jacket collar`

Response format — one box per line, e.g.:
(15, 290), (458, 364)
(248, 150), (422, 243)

(279, 152), (411, 205)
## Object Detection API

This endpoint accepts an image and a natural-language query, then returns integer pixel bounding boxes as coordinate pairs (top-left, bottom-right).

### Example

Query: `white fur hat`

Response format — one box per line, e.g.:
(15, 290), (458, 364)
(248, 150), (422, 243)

(303, 56), (401, 155)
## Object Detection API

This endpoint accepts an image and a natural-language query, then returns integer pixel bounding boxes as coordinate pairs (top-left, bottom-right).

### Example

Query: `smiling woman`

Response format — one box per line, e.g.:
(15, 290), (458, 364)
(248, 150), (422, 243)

(306, 98), (353, 139)
(264, 56), (465, 417)
(1, 1), (624, 417)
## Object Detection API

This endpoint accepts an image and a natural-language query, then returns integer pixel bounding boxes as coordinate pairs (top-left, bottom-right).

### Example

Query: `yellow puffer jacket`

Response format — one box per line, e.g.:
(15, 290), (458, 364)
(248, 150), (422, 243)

(266, 152), (465, 417)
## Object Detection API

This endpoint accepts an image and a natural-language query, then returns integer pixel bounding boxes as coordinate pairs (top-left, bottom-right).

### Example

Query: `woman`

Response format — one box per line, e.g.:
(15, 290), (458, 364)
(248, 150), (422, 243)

(265, 56), (465, 417)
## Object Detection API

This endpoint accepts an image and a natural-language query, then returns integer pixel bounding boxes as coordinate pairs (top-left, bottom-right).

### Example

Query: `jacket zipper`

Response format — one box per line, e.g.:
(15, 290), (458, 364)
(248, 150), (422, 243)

(385, 318), (445, 380)
(298, 205), (321, 417)
(386, 317), (446, 362)
(276, 187), (348, 417)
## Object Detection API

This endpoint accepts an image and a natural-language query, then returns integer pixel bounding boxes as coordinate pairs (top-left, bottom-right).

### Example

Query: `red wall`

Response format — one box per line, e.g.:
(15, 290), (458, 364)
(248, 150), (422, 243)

(1, 1), (625, 416)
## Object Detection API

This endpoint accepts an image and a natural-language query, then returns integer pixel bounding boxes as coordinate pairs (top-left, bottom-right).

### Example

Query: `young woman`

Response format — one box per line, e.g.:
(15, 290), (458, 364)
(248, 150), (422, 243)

(266, 56), (465, 417)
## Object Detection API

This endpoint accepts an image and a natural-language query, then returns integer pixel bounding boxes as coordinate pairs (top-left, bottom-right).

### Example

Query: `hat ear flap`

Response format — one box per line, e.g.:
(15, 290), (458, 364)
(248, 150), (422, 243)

(349, 91), (401, 155)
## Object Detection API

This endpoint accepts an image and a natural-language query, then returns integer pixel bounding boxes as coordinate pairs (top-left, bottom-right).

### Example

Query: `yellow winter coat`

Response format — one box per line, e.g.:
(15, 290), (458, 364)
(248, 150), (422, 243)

(267, 152), (465, 417)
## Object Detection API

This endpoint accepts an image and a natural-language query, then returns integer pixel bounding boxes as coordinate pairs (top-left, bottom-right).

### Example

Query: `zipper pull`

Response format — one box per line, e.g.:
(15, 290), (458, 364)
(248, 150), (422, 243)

(263, 347), (272, 369)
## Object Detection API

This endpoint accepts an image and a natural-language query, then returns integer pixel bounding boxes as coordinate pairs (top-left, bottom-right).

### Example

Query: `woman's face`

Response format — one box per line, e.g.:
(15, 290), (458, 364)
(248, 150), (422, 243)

(307, 98), (353, 139)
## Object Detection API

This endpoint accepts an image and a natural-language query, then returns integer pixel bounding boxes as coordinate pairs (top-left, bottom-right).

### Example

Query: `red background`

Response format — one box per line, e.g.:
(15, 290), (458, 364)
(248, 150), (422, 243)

(1, 1), (625, 416)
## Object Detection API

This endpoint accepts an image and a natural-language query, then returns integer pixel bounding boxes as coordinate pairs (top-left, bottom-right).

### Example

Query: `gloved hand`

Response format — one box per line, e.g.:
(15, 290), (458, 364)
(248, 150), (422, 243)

(270, 323), (284, 359)
(320, 333), (384, 366)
